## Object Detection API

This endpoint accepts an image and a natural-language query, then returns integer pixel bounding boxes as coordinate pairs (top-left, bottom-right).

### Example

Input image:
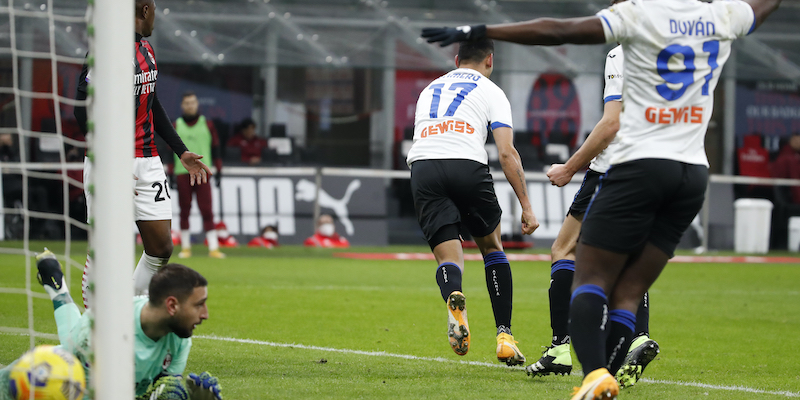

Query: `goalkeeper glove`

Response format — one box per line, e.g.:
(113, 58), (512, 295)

(138, 375), (189, 400)
(421, 25), (487, 47)
(186, 371), (223, 400)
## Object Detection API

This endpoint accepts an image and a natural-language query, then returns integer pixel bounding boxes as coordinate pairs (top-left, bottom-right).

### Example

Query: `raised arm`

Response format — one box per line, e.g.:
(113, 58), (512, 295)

(744, 0), (781, 29)
(422, 16), (606, 47)
(493, 127), (539, 235)
(547, 101), (621, 187)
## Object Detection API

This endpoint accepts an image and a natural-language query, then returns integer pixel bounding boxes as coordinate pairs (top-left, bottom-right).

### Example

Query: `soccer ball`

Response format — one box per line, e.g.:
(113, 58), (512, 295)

(8, 345), (85, 400)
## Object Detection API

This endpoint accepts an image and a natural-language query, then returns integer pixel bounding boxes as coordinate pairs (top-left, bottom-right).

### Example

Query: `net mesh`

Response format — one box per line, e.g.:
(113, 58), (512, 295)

(0, 0), (89, 352)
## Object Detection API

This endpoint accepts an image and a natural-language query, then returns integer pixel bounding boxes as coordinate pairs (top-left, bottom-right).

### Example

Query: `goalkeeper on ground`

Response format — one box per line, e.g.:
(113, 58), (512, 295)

(0, 252), (222, 400)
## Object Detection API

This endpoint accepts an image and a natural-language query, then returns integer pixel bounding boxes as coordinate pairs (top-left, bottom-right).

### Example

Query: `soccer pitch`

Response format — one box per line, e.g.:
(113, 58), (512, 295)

(1, 242), (799, 399)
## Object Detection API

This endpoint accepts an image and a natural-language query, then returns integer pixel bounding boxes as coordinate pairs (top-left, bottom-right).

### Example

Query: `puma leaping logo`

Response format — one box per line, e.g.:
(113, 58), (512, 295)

(295, 179), (361, 235)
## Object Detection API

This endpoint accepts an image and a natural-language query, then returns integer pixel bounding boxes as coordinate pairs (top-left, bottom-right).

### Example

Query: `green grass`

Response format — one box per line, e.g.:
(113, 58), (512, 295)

(1, 241), (799, 399)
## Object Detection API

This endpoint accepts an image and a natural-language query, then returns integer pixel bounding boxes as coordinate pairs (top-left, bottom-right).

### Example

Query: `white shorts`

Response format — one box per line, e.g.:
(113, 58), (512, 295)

(84, 156), (172, 221)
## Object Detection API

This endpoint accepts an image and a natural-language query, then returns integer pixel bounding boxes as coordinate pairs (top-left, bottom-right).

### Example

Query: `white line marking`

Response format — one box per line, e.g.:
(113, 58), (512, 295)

(195, 335), (800, 398)
(641, 378), (800, 398)
(194, 334), (519, 370)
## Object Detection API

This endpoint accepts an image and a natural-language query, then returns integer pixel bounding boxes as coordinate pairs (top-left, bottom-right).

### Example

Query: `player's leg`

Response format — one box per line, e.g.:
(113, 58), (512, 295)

(431, 229), (470, 356)
(35, 250), (82, 345)
(457, 159), (524, 365)
(614, 162), (707, 387)
(177, 174), (193, 258)
(196, 181), (223, 258)
(526, 214), (582, 376)
(135, 220), (173, 294)
(133, 157), (174, 295)
(568, 161), (666, 399)
(472, 224), (526, 366)
(410, 159), (469, 356)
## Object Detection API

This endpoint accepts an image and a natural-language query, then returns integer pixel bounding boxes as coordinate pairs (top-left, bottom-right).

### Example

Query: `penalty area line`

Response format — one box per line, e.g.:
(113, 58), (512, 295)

(196, 334), (800, 398)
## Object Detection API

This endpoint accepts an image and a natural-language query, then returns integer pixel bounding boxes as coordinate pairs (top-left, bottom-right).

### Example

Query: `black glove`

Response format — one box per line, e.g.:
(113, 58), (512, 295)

(421, 25), (487, 47)
(215, 171), (222, 188)
(169, 173), (177, 190)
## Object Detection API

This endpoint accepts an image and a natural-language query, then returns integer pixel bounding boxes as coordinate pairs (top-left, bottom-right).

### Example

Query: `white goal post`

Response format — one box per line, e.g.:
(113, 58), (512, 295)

(90, 0), (134, 398)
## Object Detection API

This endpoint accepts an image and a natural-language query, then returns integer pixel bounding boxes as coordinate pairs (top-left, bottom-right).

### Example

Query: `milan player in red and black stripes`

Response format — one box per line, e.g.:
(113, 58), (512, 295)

(74, 0), (212, 308)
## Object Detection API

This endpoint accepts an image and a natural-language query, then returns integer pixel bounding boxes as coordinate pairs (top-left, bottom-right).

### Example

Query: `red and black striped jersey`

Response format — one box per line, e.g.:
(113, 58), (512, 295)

(133, 35), (158, 158)
(76, 34), (188, 159)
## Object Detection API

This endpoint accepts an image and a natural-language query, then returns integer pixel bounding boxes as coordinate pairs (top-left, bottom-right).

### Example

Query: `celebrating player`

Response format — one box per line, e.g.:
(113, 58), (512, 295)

(528, 19), (658, 387)
(0, 251), (221, 400)
(74, 0), (212, 308)
(422, 0), (780, 398)
(407, 39), (539, 365)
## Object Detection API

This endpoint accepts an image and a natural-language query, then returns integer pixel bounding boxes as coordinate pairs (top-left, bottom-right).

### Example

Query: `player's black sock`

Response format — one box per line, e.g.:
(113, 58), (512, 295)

(484, 251), (513, 329)
(550, 259), (575, 345)
(606, 310), (636, 375)
(569, 284), (609, 376)
(435, 262), (463, 302)
(634, 291), (650, 337)
(606, 309), (636, 375)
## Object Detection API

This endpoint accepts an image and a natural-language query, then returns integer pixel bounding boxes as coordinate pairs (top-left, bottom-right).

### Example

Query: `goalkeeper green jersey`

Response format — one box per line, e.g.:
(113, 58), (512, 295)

(4, 296), (192, 397)
(173, 115), (213, 176)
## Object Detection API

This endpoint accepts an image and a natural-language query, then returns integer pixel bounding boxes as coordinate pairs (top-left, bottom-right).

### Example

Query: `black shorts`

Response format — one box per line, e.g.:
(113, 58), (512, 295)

(410, 159), (502, 249)
(568, 169), (604, 218)
(580, 159), (708, 258)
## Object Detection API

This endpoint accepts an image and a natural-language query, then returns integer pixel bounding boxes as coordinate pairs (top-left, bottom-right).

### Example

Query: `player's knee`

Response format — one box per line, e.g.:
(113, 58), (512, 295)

(551, 240), (568, 263)
(149, 241), (173, 259)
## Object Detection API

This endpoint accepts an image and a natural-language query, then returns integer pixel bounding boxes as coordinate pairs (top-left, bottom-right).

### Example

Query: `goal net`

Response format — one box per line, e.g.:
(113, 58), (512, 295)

(0, 0), (134, 398)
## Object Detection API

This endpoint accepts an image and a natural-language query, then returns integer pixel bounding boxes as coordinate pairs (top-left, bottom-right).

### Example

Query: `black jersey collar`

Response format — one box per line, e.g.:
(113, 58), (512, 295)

(136, 33), (143, 42)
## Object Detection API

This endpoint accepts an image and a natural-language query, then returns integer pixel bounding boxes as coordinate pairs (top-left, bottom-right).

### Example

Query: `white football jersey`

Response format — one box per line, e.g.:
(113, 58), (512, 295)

(590, 45), (624, 174)
(596, 0), (755, 167)
(406, 68), (513, 166)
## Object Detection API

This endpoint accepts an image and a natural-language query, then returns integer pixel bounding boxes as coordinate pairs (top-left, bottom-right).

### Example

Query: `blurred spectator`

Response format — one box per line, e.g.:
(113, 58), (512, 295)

(248, 225), (279, 248)
(205, 221), (239, 248)
(0, 133), (17, 161)
(173, 91), (225, 259)
(304, 214), (349, 248)
(770, 133), (800, 204)
(227, 118), (267, 165)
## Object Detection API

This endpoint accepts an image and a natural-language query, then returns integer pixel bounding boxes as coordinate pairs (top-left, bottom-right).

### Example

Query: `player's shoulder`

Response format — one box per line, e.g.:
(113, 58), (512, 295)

(607, 45), (623, 60)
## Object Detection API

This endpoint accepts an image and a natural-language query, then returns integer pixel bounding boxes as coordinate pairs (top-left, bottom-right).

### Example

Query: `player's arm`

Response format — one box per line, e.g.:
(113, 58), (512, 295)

(743, 0), (781, 29)
(153, 94), (211, 185)
(494, 127), (539, 235)
(422, 16), (605, 47)
(547, 101), (621, 187)
(74, 57), (90, 136)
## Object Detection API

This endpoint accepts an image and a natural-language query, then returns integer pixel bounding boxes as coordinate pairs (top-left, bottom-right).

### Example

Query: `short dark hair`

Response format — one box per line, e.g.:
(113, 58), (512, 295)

(239, 118), (256, 132)
(457, 38), (494, 65)
(182, 91), (197, 100)
(148, 264), (208, 305)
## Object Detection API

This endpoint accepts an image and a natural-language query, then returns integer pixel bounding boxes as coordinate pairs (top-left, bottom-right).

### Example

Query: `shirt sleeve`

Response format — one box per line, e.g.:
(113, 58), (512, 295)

(166, 338), (191, 375)
(603, 50), (624, 103)
(595, 0), (636, 44)
(487, 86), (513, 131)
(721, 0), (757, 37)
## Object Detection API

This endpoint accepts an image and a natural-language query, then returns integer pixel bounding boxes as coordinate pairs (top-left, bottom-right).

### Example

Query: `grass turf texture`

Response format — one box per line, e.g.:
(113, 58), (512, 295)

(0, 241), (798, 399)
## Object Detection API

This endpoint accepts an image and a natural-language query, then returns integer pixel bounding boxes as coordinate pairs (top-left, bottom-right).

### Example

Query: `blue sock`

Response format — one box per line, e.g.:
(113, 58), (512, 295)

(569, 284), (609, 376)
